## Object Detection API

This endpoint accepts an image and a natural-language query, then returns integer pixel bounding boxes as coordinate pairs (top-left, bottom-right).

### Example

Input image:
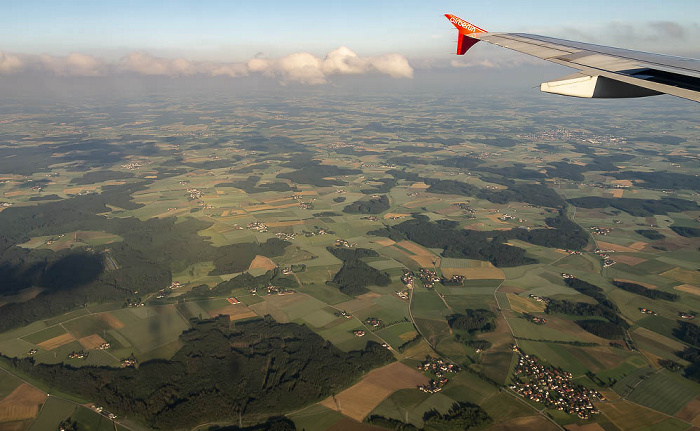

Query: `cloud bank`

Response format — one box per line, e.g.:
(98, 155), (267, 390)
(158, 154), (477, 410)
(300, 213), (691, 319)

(0, 46), (413, 84)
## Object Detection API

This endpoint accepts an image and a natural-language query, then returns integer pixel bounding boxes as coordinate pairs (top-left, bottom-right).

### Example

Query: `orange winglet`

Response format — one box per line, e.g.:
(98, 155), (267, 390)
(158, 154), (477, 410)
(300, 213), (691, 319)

(445, 14), (487, 35)
(445, 14), (487, 55)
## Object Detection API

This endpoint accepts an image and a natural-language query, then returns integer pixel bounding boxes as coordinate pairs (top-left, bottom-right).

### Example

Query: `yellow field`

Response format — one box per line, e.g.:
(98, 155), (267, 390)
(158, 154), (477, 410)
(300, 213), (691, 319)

(245, 202), (299, 212)
(597, 399), (666, 431)
(78, 334), (108, 349)
(402, 197), (442, 209)
(486, 213), (510, 224)
(611, 180), (633, 187)
(676, 396), (700, 426)
(208, 304), (258, 321)
(661, 267), (700, 285)
(266, 220), (304, 228)
(411, 255), (439, 268)
(248, 255), (277, 271)
(614, 279), (657, 289)
(37, 333), (75, 350)
(319, 362), (429, 421)
(398, 330), (418, 341)
(489, 416), (560, 431)
(409, 182), (430, 189)
(596, 241), (638, 253)
(614, 255), (647, 266)
(99, 312), (125, 329)
(374, 238), (396, 247)
(383, 213), (410, 220)
(396, 240), (433, 256)
(506, 294), (546, 314)
(0, 384), (47, 423)
(628, 242), (648, 251)
(675, 284), (700, 296)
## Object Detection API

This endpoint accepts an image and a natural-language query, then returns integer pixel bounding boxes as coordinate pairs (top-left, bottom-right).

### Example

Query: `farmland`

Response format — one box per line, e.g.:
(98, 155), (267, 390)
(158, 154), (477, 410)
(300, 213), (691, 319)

(0, 89), (697, 431)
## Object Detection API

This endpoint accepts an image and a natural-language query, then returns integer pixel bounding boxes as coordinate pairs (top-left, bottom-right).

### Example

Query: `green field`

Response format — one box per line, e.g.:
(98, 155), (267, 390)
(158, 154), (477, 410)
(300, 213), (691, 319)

(626, 370), (700, 415)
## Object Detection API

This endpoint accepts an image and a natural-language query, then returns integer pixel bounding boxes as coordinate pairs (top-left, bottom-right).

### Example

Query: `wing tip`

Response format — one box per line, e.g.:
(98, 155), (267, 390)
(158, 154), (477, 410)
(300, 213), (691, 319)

(445, 14), (487, 35)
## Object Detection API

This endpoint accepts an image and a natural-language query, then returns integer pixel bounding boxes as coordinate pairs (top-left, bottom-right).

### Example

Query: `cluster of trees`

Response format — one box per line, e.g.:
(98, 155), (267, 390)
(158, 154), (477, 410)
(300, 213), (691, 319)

(635, 229), (665, 240)
(326, 245), (390, 296)
(370, 212), (588, 268)
(216, 175), (297, 194)
(209, 238), (289, 275)
(575, 320), (626, 340)
(613, 281), (678, 301)
(276, 160), (361, 187)
(330, 259), (391, 296)
(425, 179), (565, 208)
(3, 317), (394, 429)
(671, 226), (700, 238)
(477, 183), (565, 207)
(423, 402), (492, 429)
(672, 322), (700, 382)
(550, 278), (630, 339)
(326, 246), (379, 261)
(361, 178), (397, 194)
(343, 195), (390, 214)
(370, 215), (534, 267)
(70, 170), (135, 185)
(447, 309), (496, 334)
(545, 299), (621, 325)
(568, 196), (699, 217)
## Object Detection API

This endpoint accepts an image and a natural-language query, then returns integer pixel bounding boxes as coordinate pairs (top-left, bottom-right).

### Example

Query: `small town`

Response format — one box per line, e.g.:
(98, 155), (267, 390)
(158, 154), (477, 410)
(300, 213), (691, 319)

(510, 346), (603, 419)
(417, 356), (459, 393)
(418, 268), (441, 289)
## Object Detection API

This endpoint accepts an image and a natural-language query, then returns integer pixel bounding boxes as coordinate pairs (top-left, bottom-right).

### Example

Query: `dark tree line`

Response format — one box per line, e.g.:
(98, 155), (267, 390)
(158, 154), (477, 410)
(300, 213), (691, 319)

(613, 281), (678, 301)
(423, 402), (492, 430)
(568, 196), (699, 217)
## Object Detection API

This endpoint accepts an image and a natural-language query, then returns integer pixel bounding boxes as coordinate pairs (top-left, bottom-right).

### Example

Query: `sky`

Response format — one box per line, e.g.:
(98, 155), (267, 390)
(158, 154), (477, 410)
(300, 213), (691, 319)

(1, 0), (699, 86)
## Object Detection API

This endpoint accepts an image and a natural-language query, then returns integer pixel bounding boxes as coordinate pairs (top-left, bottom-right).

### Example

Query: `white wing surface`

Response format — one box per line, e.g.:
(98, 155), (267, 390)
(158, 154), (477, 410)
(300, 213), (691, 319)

(446, 14), (700, 102)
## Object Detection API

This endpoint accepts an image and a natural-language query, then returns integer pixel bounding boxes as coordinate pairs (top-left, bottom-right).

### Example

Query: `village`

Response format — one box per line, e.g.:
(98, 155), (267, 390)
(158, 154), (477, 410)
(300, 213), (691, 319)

(416, 356), (459, 393)
(509, 346), (604, 419)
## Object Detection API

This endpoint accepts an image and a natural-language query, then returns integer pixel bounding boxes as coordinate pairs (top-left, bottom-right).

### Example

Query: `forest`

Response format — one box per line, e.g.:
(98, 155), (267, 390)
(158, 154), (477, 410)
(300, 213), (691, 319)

(330, 258), (391, 296)
(0, 180), (289, 331)
(612, 281), (678, 301)
(370, 212), (587, 267)
(447, 309), (496, 334)
(568, 196), (699, 217)
(276, 160), (361, 187)
(3, 317), (394, 429)
(343, 195), (390, 214)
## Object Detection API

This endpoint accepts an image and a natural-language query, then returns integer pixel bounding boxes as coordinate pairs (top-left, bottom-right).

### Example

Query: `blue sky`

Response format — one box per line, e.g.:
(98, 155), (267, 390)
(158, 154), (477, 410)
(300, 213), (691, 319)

(3, 0), (699, 59)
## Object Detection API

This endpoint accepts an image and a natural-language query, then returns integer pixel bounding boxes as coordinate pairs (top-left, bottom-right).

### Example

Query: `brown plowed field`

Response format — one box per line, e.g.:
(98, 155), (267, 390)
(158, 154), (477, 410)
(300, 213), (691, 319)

(319, 362), (429, 421)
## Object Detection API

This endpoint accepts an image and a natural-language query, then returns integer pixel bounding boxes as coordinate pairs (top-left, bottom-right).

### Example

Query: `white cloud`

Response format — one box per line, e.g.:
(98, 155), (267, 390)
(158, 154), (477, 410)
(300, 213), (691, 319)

(0, 47), (413, 84)
(247, 46), (413, 84)
(0, 51), (24, 73)
(40, 53), (105, 76)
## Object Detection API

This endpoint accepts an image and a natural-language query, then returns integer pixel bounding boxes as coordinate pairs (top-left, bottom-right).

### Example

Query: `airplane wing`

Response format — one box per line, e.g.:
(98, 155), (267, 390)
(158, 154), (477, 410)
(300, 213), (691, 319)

(445, 14), (700, 103)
